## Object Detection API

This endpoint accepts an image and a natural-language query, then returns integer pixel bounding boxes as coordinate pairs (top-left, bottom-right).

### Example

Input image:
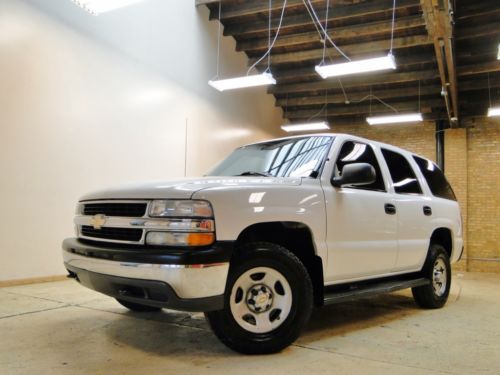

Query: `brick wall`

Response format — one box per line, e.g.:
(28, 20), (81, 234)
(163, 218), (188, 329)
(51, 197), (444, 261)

(330, 120), (499, 272)
(465, 119), (500, 272)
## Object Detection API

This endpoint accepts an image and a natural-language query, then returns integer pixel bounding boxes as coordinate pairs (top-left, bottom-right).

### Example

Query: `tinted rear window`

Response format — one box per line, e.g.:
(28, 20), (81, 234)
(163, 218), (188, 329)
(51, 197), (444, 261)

(413, 156), (457, 201)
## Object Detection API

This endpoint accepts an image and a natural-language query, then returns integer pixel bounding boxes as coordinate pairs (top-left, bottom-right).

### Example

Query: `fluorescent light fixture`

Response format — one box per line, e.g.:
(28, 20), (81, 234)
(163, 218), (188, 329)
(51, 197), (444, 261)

(366, 113), (423, 125)
(315, 54), (396, 79)
(208, 73), (276, 92)
(71, 0), (145, 15)
(487, 106), (500, 117)
(281, 121), (330, 132)
(497, 43), (500, 60)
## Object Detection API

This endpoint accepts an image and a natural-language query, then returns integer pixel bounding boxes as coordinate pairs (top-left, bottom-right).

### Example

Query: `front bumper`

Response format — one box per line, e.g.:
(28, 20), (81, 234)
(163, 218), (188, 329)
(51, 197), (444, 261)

(62, 238), (232, 312)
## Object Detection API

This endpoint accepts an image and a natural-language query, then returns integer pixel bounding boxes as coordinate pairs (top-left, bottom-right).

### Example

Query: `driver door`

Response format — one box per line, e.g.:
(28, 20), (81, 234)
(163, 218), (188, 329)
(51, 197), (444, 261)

(322, 140), (399, 282)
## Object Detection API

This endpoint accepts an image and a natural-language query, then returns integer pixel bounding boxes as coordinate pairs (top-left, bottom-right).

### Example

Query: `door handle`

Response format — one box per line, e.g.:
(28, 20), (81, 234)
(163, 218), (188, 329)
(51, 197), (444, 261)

(384, 203), (396, 215)
(423, 206), (432, 216)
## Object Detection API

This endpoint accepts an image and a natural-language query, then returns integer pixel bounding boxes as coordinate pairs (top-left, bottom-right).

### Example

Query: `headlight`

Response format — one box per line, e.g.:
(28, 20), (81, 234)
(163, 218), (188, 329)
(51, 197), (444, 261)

(149, 200), (213, 217)
(146, 200), (215, 246)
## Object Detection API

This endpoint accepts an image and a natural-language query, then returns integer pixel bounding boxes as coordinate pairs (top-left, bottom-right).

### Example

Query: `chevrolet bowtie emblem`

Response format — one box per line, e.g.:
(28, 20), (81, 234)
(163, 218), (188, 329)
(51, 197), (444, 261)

(90, 214), (107, 230)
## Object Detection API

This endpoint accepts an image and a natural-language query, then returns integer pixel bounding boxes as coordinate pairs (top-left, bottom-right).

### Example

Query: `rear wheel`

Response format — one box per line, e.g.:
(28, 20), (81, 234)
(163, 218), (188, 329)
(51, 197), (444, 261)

(116, 298), (162, 312)
(412, 244), (451, 309)
(205, 242), (313, 354)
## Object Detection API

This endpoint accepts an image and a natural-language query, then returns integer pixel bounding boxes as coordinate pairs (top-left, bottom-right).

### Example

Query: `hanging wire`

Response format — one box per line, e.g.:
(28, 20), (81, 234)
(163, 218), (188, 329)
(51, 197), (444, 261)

(247, 0), (288, 75)
(488, 72), (492, 107)
(285, 92), (288, 119)
(321, 0), (330, 65)
(389, 0), (397, 54)
(306, 90), (329, 122)
(267, 0), (272, 71)
(418, 79), (421, 112)
(212, 1), (222, 80)
(303, 0), (350, 62)
(338, 78), (349, 104)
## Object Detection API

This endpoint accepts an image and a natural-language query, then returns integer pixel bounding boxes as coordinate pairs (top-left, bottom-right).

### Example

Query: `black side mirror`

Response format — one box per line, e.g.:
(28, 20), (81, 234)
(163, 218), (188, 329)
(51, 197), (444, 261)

(332, 163), (376, 188)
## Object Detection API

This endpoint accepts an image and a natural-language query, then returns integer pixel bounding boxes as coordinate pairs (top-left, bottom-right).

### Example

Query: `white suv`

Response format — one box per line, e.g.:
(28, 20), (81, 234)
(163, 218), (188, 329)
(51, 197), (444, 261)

(63, 134), (463, 354)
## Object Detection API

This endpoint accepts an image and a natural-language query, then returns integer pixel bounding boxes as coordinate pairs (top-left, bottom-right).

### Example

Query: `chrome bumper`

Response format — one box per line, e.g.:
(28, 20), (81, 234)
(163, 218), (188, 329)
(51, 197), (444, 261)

(63, 251), (229, 300)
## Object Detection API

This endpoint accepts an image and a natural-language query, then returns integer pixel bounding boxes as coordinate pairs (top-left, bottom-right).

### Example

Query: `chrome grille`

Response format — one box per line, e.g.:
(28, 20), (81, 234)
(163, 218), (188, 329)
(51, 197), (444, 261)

(83, 202), (147, 217)
(81, 226), (143, 242)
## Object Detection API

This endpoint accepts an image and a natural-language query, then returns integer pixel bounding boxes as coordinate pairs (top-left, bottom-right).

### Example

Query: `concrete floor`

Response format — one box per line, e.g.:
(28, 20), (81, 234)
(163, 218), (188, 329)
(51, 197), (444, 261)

(0, 272), (499, 375)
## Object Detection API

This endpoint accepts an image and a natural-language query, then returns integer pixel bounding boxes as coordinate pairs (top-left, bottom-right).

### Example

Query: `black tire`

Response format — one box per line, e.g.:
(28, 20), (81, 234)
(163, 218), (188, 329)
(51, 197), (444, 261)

(116, 298), (162, 312)
(205, 242), (313, 354)
(412, 243), (451, 309)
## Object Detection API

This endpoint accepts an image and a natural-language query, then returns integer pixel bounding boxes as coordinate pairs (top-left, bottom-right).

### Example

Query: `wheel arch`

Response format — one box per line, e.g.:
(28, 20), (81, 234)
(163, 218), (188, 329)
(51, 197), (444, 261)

(235, 221), (324, 306)
(430, 227), (453, 259)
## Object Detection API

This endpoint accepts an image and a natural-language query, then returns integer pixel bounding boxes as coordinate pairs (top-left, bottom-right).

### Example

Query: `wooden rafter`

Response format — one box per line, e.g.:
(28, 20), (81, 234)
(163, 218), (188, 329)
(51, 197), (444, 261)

(421, 0), (459, 126)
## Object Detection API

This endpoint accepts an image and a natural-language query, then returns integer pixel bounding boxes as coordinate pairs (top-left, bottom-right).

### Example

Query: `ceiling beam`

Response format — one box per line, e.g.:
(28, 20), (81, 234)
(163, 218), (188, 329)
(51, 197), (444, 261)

(270, 70), (440, 94)
(223, 0), (420, 36)
(236, 15), (426, 52)
(285, 98), (443, 119)
(211, 0), (324, 21)
(457, 61), (500, 77)
(275, 84), (442, 107)
(421, 0), (459, 126)
(249, 35), (431, 66)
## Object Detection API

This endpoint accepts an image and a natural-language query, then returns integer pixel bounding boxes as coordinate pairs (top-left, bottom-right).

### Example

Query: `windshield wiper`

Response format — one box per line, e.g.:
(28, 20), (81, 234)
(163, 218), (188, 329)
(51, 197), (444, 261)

(236, 171), (272, 177)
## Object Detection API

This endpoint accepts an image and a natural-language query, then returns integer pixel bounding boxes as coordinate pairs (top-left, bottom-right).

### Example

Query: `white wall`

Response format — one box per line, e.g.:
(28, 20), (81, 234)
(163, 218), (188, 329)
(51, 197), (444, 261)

(0, 0), (282, 281)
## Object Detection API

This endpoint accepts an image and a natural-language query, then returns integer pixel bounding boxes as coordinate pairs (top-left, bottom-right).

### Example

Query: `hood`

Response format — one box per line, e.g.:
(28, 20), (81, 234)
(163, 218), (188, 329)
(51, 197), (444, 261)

(79, 177), (303, 201)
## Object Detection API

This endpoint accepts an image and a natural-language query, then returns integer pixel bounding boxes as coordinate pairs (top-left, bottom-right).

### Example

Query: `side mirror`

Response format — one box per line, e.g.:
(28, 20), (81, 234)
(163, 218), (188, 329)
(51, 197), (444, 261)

(332, 163), (376, 188)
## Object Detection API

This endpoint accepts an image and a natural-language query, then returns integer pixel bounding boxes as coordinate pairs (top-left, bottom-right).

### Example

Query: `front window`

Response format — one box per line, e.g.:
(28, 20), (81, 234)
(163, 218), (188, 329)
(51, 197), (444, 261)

(207, 136), (334, 178)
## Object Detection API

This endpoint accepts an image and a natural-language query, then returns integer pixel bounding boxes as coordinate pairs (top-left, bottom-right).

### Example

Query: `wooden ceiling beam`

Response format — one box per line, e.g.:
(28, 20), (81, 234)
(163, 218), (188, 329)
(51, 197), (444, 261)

(457, 61), (500, 77)
(249, 35), (431, 66)
(421, 0), (459, 126)
(275, 84), (442, 107)
(285, 98), (443, 118)
(455, 23), (500, 40)
(223, 0), (420, 36)
(270, 70), (440, 94)
(236, 15), (425, 52)
(211, 0), (324, 21)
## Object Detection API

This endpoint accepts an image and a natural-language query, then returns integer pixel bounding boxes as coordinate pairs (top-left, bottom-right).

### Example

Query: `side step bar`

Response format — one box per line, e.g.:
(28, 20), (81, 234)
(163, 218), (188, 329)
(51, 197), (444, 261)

(323, 277), (430, 305)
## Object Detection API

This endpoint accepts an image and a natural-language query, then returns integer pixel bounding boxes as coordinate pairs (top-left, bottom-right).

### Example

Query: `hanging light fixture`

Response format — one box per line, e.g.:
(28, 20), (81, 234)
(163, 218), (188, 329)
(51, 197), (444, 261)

(71, 0), (145, 15)
(487, 107), (500, 117)
(209, 73), (276, 91)
(312, 0), (398, 78)
(367, 113), (423, 125)
(366, 80), (423, 125)
(487, 73), (499, 117)
(281, 122), (330, 132)
(315, 54), (396, 78)
(209, 0), (287, 92)
(281, 91), (331, 132)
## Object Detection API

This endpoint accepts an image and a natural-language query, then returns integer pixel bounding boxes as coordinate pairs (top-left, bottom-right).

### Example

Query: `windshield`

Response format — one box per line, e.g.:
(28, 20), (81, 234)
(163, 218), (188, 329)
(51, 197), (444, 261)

(207, 136), (334, 178)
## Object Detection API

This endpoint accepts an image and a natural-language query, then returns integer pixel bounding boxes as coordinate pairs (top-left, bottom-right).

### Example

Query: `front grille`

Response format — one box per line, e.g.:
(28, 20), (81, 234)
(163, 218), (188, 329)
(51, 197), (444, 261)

(81, 226), (143, 242)
(83, 203), (147, 217)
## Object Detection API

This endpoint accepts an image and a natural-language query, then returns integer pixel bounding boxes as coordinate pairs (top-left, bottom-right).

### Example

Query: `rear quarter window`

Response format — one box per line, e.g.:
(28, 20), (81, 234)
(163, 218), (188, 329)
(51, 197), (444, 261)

(413, 156), (457, 201)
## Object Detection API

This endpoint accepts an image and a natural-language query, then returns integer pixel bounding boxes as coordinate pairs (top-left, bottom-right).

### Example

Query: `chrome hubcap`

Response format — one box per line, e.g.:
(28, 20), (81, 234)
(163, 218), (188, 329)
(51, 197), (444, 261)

(246, 284), (274, 313)
(432, 258), (447, 297)
(230, 267), (292, 334)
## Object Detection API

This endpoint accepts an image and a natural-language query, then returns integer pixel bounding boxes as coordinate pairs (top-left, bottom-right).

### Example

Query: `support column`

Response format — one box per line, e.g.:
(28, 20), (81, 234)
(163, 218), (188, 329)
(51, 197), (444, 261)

(436, 120), (445, 171)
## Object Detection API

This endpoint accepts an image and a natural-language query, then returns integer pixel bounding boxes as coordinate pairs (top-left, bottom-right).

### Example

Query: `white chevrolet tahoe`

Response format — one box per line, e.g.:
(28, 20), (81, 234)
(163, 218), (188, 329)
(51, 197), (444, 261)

(63, 134), (463, 354)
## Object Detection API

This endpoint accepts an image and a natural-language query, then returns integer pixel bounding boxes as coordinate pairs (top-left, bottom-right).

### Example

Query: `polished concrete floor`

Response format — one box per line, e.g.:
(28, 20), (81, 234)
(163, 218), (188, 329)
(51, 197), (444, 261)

(0, 272), (499, 375)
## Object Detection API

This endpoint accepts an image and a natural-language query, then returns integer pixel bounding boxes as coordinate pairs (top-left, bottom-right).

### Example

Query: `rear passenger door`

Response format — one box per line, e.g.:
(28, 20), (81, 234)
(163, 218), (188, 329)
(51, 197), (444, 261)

(323, 140), (398, 282)
(380, 149), (430, 272)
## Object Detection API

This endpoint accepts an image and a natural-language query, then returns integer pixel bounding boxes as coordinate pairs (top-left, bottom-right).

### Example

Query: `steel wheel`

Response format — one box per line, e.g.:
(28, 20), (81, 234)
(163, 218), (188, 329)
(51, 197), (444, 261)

(412, 243), (451, 309)
(205, 242), (313, 354)
(432, 258), (447, 297)
(229, 267), (292, 334)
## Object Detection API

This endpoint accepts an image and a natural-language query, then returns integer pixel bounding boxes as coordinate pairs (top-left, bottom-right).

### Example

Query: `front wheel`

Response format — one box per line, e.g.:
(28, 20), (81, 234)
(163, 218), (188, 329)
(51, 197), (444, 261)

(412, 244), (451, 309)
(205, 242), (313, 354)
